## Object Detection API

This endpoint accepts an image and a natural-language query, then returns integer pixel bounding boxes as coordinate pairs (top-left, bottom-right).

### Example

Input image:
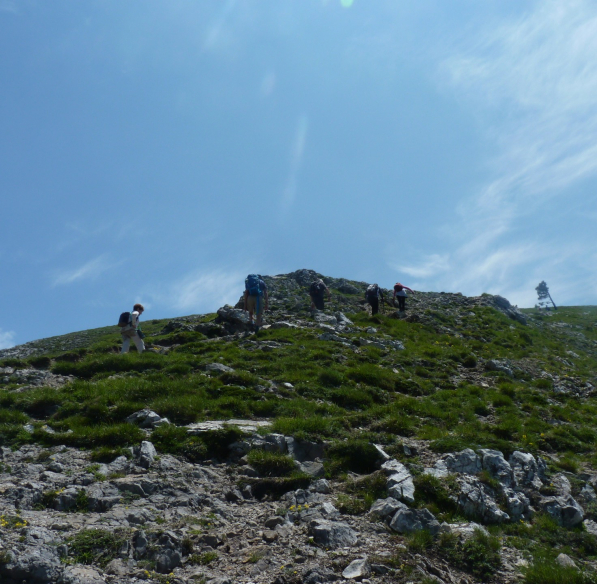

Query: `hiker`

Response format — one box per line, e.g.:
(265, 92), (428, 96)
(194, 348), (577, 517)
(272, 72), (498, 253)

(309, 278), (331, 310)
(120, 303), (145, 354)
(365, 283), (385, 315)
(243, 274), (269, 331)
(393, 283), (414, 312)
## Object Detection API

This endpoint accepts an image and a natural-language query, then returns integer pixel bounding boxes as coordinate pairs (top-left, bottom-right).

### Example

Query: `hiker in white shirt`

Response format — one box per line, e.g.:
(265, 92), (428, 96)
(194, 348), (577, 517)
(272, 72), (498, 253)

(121, 303), (145, 354)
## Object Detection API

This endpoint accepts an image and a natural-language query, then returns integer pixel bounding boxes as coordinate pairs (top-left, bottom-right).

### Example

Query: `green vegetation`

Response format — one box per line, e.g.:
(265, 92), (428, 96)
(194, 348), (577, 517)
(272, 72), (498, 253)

(246, 450), (296, 477)
(3, 279), (597, 574)
(523, 557), (597, 584)
(438, 529), (502, 580)
(66, 528), (129, 567)
(189, 551), (218, 565)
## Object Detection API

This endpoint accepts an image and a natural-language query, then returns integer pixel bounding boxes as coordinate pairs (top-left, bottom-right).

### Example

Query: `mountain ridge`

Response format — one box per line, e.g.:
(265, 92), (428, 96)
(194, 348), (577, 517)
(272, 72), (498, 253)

(1, 269), (597, 584)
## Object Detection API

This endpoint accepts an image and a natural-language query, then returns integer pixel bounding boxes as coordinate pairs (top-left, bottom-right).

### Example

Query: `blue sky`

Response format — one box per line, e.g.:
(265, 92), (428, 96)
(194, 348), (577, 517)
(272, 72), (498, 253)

(1, 0), (596, 347)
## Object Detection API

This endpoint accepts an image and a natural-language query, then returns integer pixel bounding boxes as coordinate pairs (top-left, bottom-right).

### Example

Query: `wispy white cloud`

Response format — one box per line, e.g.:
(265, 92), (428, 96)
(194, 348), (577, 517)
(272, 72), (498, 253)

(166, 268), (247, 313)
(392, 254), (450, 280)
(52, 255), (121, 287)
(204, 0), (237, 50)
(392, 1), (597, 306)
(0, 328), (15, 350)
(281, 114), (309, 215)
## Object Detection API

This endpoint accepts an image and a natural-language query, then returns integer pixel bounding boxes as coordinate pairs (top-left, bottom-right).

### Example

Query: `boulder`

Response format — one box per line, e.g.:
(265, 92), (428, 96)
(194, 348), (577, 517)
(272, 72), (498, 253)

(297, 460), (325, 478)
(457, 477), (510, 524)
(368, 497), (406, 521)
(485, 360), (514, 377)
(442, 449), (482, 475)
(125, 409), (163, 429)
(311, 479), (332, 494)
(556, 553), (576, 569)
(509, 451), (543, 490)
(206, 362), (235, 374)
(342, 557), (371, 580)
(309, 519), (358, 548)
(156, 549), (182, 574)
(0, 546), (63, 583)
(503, 487), (530, 519)
(135, 441), (157, 469)
(579, 484), (597, 503)
(302, 566), (340, 584)
(389, 507), (441, 535)
(285, 437), (324, 462)
(540, 495), (584, 528)
(383, 460), (415, 504)
(479, 449), (515, 487)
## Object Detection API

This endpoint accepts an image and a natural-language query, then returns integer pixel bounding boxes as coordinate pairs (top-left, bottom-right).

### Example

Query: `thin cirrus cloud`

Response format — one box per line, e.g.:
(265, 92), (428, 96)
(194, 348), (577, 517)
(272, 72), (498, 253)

(280, 114), (309, 216)
(167, 268), (248, 313)
(0, 328), (15, 350)
(51, 256), (121, 287)
(393, 1), (597, 305)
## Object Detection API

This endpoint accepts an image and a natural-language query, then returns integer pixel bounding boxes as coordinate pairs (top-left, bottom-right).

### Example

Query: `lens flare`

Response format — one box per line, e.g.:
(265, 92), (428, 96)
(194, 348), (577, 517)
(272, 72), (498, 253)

(340, 0), (354, 7)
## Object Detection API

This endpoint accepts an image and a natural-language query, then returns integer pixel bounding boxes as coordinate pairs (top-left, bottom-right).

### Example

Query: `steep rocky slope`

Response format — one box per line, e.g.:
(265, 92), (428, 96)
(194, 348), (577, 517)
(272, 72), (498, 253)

(1, 269), (597, 584)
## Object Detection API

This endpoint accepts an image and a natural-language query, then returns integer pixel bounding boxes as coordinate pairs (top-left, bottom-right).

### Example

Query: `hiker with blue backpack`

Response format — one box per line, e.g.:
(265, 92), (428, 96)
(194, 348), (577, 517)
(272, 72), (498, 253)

(243, 275), (268, 332)
(119, 304), (145, 353)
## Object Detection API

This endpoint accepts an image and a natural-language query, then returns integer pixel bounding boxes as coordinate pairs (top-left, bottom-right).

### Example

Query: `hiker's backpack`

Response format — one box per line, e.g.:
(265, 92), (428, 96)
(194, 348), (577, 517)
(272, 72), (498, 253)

(394, 283), (404, 292)
(245, 274), (263, 296)
(310, 281), (325, 295)
(366, 284), (379, 300)
(118, 311), (132, 327)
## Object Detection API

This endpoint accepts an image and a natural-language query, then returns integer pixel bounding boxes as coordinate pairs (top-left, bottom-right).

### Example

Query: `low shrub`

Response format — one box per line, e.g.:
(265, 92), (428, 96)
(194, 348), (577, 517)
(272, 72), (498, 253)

(438, 528), (501, 580)
(326, 439), (380, 476)
(318, 369), (344, 387)
(523, 559), (597, 584)
(67, 528), (129, 567)
(246, 450), (296, 477)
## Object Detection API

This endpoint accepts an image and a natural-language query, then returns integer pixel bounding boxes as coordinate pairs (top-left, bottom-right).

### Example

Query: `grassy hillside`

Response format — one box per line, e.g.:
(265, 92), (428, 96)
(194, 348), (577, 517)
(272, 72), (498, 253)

(1, 270), (597, 582)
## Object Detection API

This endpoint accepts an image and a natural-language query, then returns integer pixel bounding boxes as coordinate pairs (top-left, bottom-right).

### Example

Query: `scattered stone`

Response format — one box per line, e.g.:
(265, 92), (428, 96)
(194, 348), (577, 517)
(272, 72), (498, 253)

(309, 519), (358, 548)
(389, 507), (440, 535)
(126, 409), (164, 429)
(342, 557), (371, 580)
(457, 477), (510, 524)
(442, 449), (481, 475)
(206, 362), (235, 374)
(369, 497), (406, 521)
(540, 495), (584, 528)
(135, 441), (157, 469)
(556, 553), (577, 569)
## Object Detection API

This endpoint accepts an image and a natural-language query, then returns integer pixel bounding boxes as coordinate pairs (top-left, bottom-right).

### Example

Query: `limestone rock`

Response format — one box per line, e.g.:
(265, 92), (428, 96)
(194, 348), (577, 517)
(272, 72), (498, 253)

(383, 460), (415, 504)
(389, 507), (440, 535)
(509, 451), (543, 490)
(309, 519), (358, 548)
(540, 495), (584, 528)
(285, 437), (324, 462)
(556, 553), (577, 569)
(442, 449), (482, 475)
(342, 557), (371, 580)
(126, 409), (163, 429)
(0, 545), (63, 584)
(369, 497), (406, 521)
(457, 477), (510, 524)
(135, 441), (157, 469)
(63, 566), (106, 583)
(206, 362), (235, 374)
(479, 449), (515, 487)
